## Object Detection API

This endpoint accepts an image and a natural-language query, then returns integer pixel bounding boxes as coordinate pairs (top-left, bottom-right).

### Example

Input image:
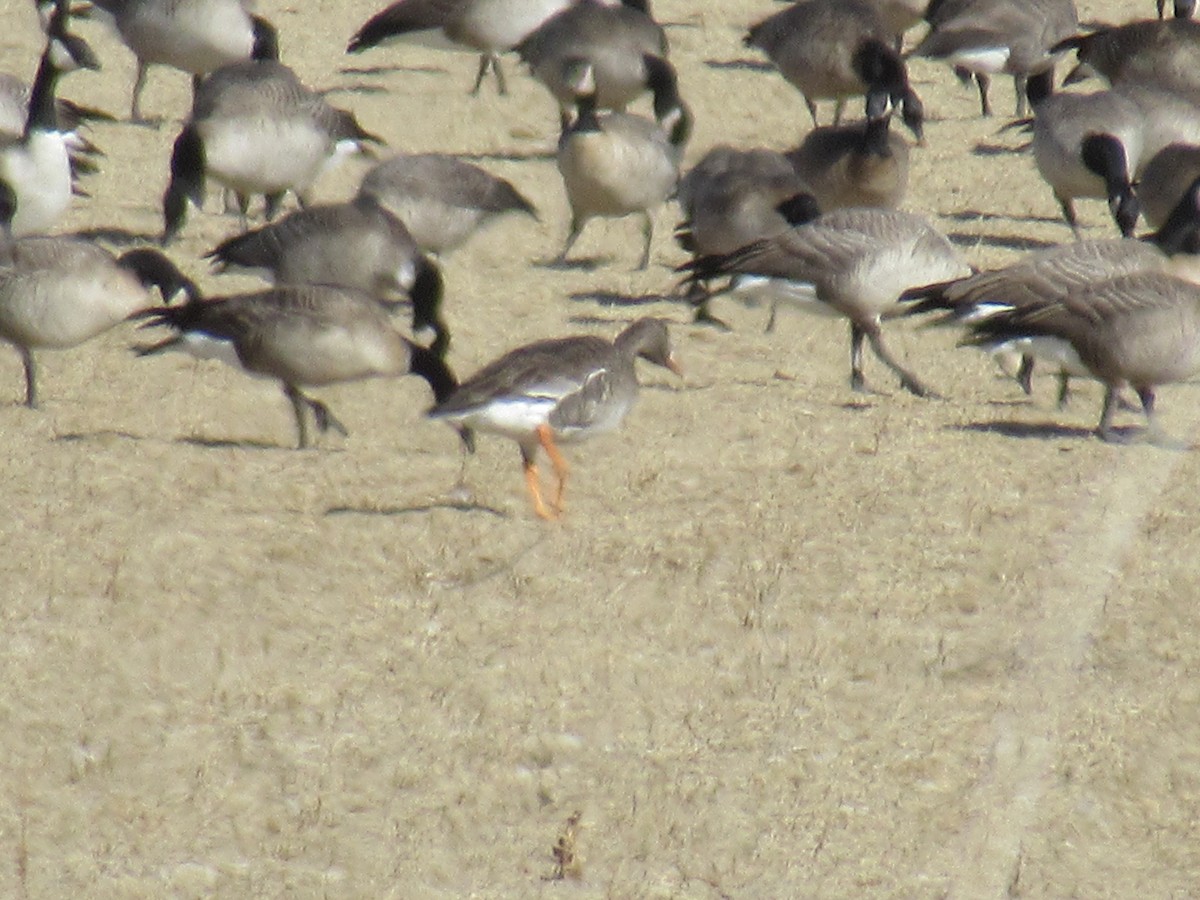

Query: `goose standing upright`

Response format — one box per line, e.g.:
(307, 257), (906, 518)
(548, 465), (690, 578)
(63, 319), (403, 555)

(428, 317), (680, 520)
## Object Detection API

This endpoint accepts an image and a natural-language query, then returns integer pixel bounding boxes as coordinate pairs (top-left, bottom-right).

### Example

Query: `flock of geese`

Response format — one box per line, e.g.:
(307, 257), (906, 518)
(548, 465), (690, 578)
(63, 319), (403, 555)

(4, 0), (1200, 519)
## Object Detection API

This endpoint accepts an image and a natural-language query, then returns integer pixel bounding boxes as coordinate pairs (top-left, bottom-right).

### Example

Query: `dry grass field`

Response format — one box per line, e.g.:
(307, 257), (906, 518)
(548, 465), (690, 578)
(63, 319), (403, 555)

(3, 0), (1200, 896)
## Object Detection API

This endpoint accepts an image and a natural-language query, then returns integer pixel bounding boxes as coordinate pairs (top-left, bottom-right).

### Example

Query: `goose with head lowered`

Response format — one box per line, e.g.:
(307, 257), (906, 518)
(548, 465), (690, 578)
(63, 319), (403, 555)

(135, 283), (459, 450)
(428, 317), (680, 520)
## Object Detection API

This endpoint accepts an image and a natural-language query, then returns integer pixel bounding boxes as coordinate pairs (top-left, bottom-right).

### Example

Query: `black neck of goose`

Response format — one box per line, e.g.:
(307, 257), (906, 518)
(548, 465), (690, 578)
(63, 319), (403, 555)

(863, 114), (893, 157)
(250, 15), (280, 62)
(117, 248), (202, 304)
(1081, 133), (1139, 237)
(1148, 176), (1200, 254)
(25, 44), (62, 135)
(1025, 69), (1054, 108)
(570, 94), (601, 135)
(407, 343), (458, 405)
(411, 257), (450, 359)
(0, 179), (15, 265)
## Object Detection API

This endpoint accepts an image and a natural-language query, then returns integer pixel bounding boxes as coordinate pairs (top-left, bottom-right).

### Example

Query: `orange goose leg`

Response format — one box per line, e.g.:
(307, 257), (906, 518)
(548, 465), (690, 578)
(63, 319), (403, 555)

(536, 424), (570, 514)
(521, 443), (557, 520)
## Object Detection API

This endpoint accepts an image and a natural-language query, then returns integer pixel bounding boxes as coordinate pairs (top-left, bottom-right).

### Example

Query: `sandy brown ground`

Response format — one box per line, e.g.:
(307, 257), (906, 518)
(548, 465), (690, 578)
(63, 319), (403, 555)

(3, 0), (1200, 896)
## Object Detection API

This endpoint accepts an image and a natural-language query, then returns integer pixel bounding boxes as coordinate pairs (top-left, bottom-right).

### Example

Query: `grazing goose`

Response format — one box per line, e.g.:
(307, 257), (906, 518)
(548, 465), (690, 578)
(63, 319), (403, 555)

(357, 153), (537, 255)
(428, 317), (680, 520)
(911, 0), (1077, 117)
(205, 194), (451, 357)
(1026, 71), (1143, 237)
(135, 284), (459, 449)
(555, 60), (690, 269)
(962, 270), (1200, 445)
(90, 0), (278, 122)
(745, 0), (923, 131)
(675, 146), (815, 325)
(516, 0), (668, 123)
(1055, 18), (1200, 100)
(678, 207), (971, 397)
(2, 3), (100, 237)
(161, 60), (383, 244)
(0, 182), (196, 408)
(784, 95), (910, 212)
(346, 0), (573, 95)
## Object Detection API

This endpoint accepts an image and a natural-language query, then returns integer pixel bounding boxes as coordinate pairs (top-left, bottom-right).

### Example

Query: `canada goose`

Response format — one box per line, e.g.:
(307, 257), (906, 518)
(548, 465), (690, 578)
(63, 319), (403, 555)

(428, 316), (680, 519)
(1138, 143), (1200, 231)
(674, 146), (816, 325)
(205, 194), (450, 357)
(2, 2), (99, 237)
(1026, 71), (1143, 237)
(89, 0), (278, 122)
(357, 153), (537, 255)
(784, 98), (909, 212)
(135, 284), (460, 449)
(745, 0), (923, 132)
(1054, 18), (1200, 100)
(0, 180), (196, 408)
(678, 207), (971, 397)
(911, 0), (1077, 117)
(161, 60), (383, 244)
(346, 0), (573, 95)
(555, 60), (690, 269)
(1159, 0), (1196, 18)
(516, 0), (668, 123)
(961, 269), (1200, 445)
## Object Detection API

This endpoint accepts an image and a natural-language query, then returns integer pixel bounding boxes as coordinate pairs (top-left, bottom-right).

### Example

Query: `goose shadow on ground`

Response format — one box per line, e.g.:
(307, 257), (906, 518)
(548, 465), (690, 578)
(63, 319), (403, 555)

(568, 291), (675, 308)
(455, 148), (558, 163)
(177, 435), (321, 452)
(704, 59), (776, 73)
(73, 226), (157, 245)
(325, 500), (508, 518)
(338, 64), (447, 77)
(950, 420), (1097, 441)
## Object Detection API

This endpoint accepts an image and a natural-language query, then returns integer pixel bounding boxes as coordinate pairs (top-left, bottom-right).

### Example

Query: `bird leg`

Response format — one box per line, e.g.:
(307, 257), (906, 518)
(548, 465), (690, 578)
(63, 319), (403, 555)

(849, 323), (870, 393)
(638, 212), (654, 270)
(1016, 355), (1035, 395)
(283, 384), (346, 449)
(308, 397), (348, 439)
(536, 424), (569, 514)
(521, 446), (557, 520)
(1136, 387), (1193, 450)
(21, 348), (37, 409)
(1056, 193), (1082, 239)
(470, 54), (490, 96)
(130, 61), (150, 124)
(804, 95), (819, 127)
(1056, 371), (1072, 408)
(491, 53), (508, 96)
(1096, 383), (1123, 442)
(833, 97), (846, 126)
(554, 217), (585, 267)
(864, 322), (939, 398)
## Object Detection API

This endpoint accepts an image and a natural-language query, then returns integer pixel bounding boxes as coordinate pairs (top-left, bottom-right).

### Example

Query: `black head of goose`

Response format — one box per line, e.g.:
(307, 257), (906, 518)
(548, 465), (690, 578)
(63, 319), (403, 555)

(347, 0), (574, 96)
(204, 194), (451, 359)
(677, 205), (971, 398)
(357, 152), (537, 256)
(2, 1), (100, 237)
(161, 60), (385, 244)
(555, 58), (690, 269)
(134, 283), (459, 450)
(428, 316), (680, 520)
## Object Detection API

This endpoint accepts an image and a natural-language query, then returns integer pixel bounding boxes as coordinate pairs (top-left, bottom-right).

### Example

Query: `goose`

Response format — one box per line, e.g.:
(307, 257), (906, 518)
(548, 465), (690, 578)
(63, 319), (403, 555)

(745, 0), (923, 132)
(427, 316), (680, 520)
(161, 60), (384, 244)
(0, 181), (196, 408)
(961, 269), (1200, 445)
(1138, 143), (1200, 231)
(1054, 18), (1200, 100)
(678, 206), (971, 397)
(1026, 70), (1143, 237)
(135, 283), (460, 449)
(204, 194), (451, 357)
(2, 2), (100, 237)
(784, 95), (910, 212)
(346, 0), (573, 96)
(89, 0), (279, 122)
(674, 146), (815, 325)
(357, 152), (537, 255)
(515, 0), (668, 124)
(555, 60), (690, 269)
(911, 0), (1077, 117)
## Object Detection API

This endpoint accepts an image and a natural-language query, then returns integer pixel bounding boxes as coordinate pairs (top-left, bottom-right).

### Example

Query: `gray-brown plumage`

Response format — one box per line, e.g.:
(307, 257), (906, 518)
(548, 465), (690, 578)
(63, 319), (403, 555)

(679, 207), (971, 397)
(428, 317), (680, 519)
(162, 60), (383, 243)
(961, 269), (1200, 444)
(1139, 143), (1200, 230)
(516, 0), (668, 122)
(346, 0), (573, 95)
(555, 61), (691, 269)
(135, 284), (459, 449)
(745, 0), (923, 132)
(1056, 17), (1200, 99)
(913, 0), (1077, 117)
(785, 107), (909, 212)
(357, 153), (537, 255)
(205, 194), (450, 357)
